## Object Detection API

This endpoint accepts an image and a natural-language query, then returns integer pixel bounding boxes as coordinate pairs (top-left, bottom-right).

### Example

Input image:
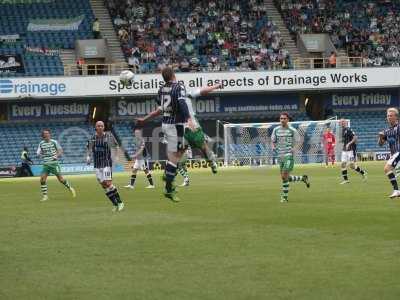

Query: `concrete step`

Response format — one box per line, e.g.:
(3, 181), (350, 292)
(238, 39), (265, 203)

(265, 0), (302, 60)
(89, 0), (126, 64)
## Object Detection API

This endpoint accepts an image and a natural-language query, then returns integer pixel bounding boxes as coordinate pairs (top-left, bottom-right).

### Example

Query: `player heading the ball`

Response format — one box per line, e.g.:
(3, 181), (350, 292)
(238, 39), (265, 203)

(137, 67), (196, 202)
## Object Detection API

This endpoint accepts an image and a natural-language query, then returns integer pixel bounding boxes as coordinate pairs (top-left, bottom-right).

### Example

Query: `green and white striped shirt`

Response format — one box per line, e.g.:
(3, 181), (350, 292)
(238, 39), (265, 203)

(186, 89), (201, 128)
(271, 125), (299, 157)
(36, 139), (62, 164)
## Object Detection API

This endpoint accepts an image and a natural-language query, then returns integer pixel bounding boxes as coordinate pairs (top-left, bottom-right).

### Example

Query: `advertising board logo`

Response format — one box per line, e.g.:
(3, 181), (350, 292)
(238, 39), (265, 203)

(0, 79), (13, 93)
(0, 79), (66, 96)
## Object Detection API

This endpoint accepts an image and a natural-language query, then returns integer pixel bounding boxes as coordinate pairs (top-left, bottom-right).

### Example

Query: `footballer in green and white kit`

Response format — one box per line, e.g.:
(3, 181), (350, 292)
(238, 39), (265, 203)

(271, 113), (310, 202)
(36, 129), (76, 201)
(178, 84), (221, 178)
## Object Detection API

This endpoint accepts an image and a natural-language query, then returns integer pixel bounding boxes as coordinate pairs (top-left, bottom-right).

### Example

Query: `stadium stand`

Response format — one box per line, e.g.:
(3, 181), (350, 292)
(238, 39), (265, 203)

(336, 110), (388, 152)
(275, 0), (400, 66)
(0, 122), (93, 166)
(113, 121), (136, 159)
(0, 0), (95, 77)
(323, 110), (389, 153)
(106, 0), (292, 73)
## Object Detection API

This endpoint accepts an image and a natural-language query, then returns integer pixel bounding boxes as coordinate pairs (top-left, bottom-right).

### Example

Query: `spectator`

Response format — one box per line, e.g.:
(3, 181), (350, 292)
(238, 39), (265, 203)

(76, 57), (85, 75)
(20, 147), (33, 177)
(92, 18), (101, 39)
(277, 0), (400, 67)
(328, 51), (337, 68)
(107, 0), (291, 73)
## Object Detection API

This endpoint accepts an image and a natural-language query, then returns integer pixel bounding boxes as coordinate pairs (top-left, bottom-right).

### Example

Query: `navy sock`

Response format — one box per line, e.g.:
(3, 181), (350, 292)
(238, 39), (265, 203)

(105, 186), (121, 205)
(145, 171), (154, 186)
(387, 171), (399, 190)
(130, 174), (137, 186)
(342, 169), (348, 181)
(355, 166), (365, 175)
(165, 161), (177, 193)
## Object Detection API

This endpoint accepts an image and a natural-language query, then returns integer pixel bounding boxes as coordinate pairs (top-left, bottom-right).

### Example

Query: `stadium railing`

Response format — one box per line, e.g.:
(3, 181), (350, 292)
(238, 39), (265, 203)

(0, 57), (364, 77)
(292, 57), (364, 69)
(63, 63), (128, 76)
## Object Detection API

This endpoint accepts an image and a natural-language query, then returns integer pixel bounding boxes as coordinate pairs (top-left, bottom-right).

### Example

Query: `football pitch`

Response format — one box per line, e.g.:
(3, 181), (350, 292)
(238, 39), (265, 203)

(1, 161), (400, 300)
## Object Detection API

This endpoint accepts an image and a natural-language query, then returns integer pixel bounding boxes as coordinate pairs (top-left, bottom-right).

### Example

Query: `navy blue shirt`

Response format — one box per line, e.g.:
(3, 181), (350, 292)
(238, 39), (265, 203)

(342, 127), (356, 151)
(382, 123), (400, 155)
(158, 82), (190, 125)
(87, 132), (118, 168)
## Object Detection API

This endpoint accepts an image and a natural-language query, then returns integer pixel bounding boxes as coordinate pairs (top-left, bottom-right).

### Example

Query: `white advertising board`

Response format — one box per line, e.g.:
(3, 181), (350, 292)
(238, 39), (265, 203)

(0, 67), (399, 100)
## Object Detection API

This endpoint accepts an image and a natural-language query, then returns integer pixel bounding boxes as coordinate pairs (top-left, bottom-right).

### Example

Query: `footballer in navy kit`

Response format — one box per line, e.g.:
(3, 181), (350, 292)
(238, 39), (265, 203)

(124, 124), (155, 190)
(87, 121), (124, 212)
(137, 67), (195, 202)
(339, 119), (367, 184)
(379, 107), (400, 198)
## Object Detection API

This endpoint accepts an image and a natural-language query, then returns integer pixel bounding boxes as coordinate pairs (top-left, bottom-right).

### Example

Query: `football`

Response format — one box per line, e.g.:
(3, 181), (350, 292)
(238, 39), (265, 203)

(119, 70), (135, 85)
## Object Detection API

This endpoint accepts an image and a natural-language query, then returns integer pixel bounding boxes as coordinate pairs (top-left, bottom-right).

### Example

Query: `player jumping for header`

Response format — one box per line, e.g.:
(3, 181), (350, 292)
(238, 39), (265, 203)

(37, 129), (76, 201)
(271, 112), (310, 203)
(137, 67), (196, 202)
(176, 83), (222, 186)
(182, 84), (222, 174)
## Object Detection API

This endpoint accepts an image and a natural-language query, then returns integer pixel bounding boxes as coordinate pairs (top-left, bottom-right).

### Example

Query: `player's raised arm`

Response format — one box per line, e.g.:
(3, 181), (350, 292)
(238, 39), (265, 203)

(137, 107), (161, 124)
(199, 83), (222, 96)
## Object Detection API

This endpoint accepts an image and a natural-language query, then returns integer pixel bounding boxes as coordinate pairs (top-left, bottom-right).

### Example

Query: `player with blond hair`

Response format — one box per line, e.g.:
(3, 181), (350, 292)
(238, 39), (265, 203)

(379, 107), (400, 198)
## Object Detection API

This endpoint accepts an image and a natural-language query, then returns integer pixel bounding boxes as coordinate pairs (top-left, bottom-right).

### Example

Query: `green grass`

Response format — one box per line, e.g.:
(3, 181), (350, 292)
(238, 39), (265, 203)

(1, 162), (400, 300)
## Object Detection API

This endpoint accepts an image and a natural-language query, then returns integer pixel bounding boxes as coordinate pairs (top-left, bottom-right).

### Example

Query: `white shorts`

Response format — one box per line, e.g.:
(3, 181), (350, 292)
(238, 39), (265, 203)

(95, 167), (112, 182)
(387, 152), (400, 168)
(133, 159), (148, 170)
(341, 151), (355, 163)
(162, 123), (185, 153)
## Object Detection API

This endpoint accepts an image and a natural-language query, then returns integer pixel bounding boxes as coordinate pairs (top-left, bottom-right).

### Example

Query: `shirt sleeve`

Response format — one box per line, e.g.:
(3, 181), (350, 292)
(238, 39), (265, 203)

(293, 128), (300, 145)
(54, 140), (62, 151)
(110, 133), (119, 147)
(349, 129), (355, 139)
(36, 144), (42, 156)
(188, 89), (201, 99)
(271, 128), (277, 144)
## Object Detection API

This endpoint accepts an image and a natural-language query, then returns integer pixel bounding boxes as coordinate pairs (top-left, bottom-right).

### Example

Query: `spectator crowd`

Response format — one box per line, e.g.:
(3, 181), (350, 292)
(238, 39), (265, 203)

(105, 0), (292, 73)
(275, 0), (400, 67)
